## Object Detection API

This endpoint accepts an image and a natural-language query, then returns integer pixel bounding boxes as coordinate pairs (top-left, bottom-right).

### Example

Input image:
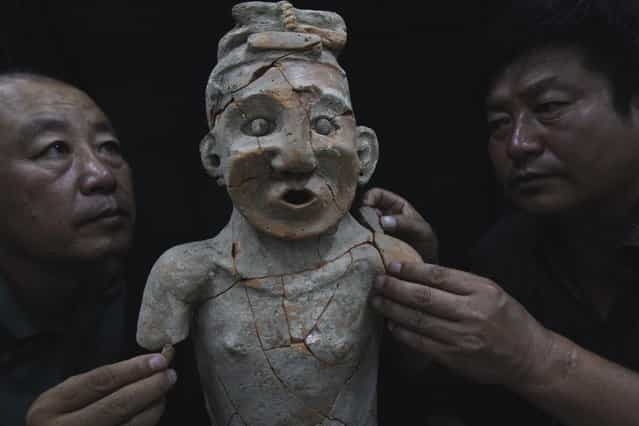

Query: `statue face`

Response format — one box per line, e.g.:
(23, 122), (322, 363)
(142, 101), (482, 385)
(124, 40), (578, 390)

(211, 61), (361, 239)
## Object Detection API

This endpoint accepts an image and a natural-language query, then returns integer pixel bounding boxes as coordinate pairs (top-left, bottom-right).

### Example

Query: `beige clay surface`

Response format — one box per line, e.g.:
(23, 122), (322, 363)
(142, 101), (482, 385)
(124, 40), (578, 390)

(137, 2), (422, 425)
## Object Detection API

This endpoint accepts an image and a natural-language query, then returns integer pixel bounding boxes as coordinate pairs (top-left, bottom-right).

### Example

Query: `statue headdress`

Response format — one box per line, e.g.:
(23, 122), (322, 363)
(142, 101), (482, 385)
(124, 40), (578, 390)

(206, 1), (348, 127)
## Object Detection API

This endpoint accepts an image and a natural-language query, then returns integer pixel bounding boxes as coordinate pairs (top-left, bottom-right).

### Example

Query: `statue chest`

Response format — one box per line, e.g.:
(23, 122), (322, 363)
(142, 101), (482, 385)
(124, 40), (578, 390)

(192, 245), (383, 425)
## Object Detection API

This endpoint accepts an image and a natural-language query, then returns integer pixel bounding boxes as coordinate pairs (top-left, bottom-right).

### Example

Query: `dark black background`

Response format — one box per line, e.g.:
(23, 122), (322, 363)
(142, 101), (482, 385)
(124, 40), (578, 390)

(3, 1), (502, 423)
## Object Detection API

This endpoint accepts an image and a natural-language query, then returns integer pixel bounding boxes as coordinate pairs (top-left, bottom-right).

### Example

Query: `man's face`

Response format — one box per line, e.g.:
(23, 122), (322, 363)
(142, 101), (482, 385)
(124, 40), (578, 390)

(0, 79), (135, 263)
(486, 45), (639, 217)
(212, 61), (360, 239)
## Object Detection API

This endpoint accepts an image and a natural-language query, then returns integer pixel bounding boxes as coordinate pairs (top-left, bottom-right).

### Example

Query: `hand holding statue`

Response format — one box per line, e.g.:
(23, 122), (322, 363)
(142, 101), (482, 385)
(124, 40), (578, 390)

(26, 353), (175, 426)
(361, 187), (438, 263)
(371, 260), (555, 387)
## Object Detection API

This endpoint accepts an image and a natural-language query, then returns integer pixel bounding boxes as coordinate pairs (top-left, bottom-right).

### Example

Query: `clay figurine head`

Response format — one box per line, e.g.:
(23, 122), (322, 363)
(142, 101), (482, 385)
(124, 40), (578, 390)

(200, 1), (378, 240)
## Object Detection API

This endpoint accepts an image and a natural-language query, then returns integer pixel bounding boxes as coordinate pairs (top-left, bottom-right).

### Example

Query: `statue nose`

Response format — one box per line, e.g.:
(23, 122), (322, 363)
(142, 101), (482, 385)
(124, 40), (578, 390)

(269, 139), (318, 175)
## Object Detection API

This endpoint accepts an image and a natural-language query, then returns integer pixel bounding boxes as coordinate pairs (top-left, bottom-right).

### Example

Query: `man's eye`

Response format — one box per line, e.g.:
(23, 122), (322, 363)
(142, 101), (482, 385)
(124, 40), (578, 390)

(100, 140), (122, 156)
(487, 117), (511, 138)
(535, 101), (569, 116)
(313, 117), (337, 135)
(243, 117), (273, 137)
(40, 141), (70, 159)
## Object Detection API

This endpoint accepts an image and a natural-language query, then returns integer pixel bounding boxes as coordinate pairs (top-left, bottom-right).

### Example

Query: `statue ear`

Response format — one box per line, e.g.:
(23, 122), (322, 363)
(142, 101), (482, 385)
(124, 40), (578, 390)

(200, 132), (225, 186)
(356, 126), (379, 186)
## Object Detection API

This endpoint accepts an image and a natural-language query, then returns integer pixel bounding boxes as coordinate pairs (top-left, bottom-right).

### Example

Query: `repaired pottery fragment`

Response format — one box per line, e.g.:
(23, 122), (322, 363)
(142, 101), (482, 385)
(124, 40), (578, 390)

(137, 2), (423, 425)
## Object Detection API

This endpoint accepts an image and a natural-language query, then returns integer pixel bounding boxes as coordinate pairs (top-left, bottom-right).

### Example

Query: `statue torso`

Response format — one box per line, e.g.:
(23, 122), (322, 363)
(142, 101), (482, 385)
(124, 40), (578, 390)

(137, 213), (422, 426)
(193, 241), (383, 426)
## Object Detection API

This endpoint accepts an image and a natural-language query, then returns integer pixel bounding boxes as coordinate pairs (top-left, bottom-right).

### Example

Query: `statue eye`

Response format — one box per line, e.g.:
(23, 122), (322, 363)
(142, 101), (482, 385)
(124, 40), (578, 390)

(243, 117), (273, 137)
(313, 117), (336, 135)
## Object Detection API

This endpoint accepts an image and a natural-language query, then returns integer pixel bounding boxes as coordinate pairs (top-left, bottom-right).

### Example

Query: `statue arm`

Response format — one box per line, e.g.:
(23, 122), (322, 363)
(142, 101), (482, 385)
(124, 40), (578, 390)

(136, 247), (205, 350)
(372, 233), (435, 375)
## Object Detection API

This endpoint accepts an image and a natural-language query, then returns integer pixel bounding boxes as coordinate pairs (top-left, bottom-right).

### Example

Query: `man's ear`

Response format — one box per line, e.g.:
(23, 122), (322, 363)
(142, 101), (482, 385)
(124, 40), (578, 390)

(200, 132), (225, 186)
(356, 126), (379, 186)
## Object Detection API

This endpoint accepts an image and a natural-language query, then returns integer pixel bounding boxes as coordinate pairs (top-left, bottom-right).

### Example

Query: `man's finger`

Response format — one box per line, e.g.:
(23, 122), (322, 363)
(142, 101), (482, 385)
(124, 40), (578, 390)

(63, 370), (176, 426)
(387, 262), (478, 295)
(122, 398), (167, 426)
(371, 295), (463, 342)
(385, 216), (438, 262)
(387, 322), (452, 363)
(374, 275), (463, 320)
(362, 187), (406, 214)
(43, 353), (169, 412)
(390, 215), (434, 241)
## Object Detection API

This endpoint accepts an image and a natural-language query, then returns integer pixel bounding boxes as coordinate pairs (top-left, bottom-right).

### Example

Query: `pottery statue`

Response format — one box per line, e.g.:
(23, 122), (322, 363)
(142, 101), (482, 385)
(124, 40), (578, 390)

(137, 2), (421, 425)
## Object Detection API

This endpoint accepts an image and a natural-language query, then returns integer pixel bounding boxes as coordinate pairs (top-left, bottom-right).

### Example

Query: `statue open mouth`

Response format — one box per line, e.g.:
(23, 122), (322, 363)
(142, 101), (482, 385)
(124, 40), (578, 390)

(282, 189), (315, 206)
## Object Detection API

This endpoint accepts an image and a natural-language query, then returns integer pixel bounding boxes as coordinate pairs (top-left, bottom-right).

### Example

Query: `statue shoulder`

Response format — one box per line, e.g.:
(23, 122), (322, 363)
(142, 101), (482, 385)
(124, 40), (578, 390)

(146, 234), (236, 301)
(137, 234), (237, 350)
(151, 240), (215, 276)
(371, 232), (423, 267)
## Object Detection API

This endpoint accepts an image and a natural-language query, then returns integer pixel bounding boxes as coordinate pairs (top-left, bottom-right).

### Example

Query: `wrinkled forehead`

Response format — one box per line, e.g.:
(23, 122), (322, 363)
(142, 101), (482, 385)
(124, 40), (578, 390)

(0, 79), (98, 115)
(487, 45), (589, 105)
(234, 60), (351, 108)
(0, 79), (112, 143)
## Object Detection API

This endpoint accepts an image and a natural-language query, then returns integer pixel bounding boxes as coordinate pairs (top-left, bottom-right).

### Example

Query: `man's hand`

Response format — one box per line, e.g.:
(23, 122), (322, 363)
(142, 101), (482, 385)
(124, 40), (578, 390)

(361, 188), (438, 262)
(26, 353), (177, 426)
(371, 261), (554, 387)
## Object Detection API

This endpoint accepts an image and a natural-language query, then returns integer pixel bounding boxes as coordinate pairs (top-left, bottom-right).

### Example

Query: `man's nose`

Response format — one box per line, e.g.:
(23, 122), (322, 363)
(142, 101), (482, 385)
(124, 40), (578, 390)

(268, 131), (318, 175)
(506, 113), (544, 163)
(78, 148), (117, 195)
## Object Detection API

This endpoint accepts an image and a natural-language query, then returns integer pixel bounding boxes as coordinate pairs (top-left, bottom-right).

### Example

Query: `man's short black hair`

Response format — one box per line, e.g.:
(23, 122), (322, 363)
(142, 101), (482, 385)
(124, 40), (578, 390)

(482, 0), (639, 115)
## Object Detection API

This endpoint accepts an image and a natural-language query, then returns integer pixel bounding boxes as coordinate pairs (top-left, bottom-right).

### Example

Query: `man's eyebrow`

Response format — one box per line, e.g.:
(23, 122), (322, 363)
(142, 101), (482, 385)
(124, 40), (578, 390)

(94, 120), (116, 135)
(486, 76), (568, 112)
(19, 117), (70, 141)
(519, 75), (563, 99)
